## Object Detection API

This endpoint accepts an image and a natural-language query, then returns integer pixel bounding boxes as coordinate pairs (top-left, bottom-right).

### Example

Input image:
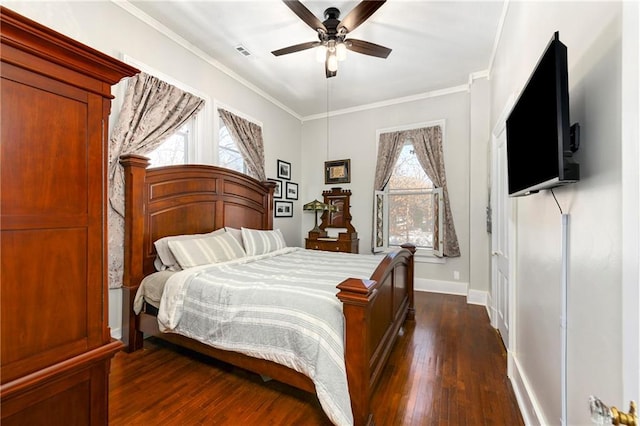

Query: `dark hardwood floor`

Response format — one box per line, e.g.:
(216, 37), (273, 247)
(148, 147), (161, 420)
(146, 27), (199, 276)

(109, 292), (523, 425)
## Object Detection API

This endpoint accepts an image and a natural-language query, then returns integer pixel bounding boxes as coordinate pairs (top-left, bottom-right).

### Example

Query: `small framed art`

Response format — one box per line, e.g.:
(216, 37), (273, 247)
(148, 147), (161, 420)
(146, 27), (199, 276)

(277, 160), (291, 180)
(269, 179), (282, 198)
(325, 159), (351, 184)
(274, 200), (293, 218)
(285, 182), (298, 200)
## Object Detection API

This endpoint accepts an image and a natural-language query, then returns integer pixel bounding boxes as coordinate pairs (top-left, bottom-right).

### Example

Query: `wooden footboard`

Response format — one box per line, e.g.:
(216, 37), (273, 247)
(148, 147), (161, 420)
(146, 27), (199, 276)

(338, 243), (415, 426)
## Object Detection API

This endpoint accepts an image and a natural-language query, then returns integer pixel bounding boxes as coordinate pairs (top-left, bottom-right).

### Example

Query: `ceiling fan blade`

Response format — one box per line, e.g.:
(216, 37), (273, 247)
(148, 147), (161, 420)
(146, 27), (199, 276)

(283, 0), (326, 32)
(338, 0), (386, 33)
(272, 41), (319, 56)
(346, 39), (392, 58)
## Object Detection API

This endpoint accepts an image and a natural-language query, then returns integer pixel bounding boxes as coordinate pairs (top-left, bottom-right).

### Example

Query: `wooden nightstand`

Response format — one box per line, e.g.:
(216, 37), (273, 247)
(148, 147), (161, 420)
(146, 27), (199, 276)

(305, 237), (359, 253)
(305, 188), (359, 254)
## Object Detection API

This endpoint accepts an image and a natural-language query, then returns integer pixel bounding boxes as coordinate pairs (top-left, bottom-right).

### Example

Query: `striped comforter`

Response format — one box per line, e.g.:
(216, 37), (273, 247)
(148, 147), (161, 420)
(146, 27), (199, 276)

(156, 247), (382, 426)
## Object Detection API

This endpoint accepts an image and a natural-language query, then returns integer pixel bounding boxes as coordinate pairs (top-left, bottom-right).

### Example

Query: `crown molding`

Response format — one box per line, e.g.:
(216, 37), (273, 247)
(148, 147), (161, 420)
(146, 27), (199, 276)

(487, 0), (510, 78)
(302, 84), (470, 122)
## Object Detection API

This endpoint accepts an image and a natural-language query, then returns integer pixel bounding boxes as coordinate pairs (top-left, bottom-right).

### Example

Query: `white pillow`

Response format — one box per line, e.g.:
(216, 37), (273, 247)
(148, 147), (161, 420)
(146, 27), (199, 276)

(224, 227), (244, 249)
(154, 228), (226, 271)
(167, 231), (246, 269)
(241, 228), (287, 256)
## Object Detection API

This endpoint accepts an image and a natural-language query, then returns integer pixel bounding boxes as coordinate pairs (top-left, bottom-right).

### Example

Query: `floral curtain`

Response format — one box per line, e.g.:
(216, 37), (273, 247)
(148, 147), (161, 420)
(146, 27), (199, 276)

(107, 72), (205, 289)
(406, 126), (460, 257)
(218, 108), (265, 181)
(373, 131), (405, 191)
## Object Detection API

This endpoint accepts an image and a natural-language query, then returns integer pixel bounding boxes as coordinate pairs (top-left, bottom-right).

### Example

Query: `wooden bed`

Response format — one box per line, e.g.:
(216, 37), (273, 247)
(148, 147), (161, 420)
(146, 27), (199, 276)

(119, 154), (415, 426)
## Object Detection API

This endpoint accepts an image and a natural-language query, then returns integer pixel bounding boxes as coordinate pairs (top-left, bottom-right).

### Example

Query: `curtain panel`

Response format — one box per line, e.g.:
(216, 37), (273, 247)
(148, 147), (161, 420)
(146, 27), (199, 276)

(373, 131), (405, 191)
(107, 72), (205, 289)
(406, 126), (460, 257)
(373, 125), (460, 257)
(218, 109), (266, 181)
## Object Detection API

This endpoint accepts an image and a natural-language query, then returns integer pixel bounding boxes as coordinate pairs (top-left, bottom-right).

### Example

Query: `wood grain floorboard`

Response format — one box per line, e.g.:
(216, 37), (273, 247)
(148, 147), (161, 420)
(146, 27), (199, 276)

(109, 292), (523, 425)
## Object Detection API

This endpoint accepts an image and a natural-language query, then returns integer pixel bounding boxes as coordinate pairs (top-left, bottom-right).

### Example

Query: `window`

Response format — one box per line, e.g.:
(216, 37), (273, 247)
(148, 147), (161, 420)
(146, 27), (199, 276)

(374, 141), (443, 257)
(146, 120), (193, 167)
(218, 124), (245, 173)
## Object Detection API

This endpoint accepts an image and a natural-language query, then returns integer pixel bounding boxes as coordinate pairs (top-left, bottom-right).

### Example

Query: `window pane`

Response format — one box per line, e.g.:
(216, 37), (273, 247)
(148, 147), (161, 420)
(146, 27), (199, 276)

(388, 144), (433, 190)
(218, 124), (245, 173)
(388, 192), (435, 248)
(147, 123), (189, 167)
(387, 142), (435, 249)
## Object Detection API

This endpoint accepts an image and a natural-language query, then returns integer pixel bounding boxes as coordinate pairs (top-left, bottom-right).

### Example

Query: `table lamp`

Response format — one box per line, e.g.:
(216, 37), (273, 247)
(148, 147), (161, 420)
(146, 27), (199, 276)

(303, 199), (332, 233)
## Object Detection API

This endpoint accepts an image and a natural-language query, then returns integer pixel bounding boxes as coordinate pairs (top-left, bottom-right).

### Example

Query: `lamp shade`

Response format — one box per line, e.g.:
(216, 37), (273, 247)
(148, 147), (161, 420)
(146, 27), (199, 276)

(303, 199), (328, 211)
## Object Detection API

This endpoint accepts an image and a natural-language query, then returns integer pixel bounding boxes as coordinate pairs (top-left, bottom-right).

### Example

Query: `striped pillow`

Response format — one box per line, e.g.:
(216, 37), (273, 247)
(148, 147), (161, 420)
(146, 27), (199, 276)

(154, 228), (226, 271)
(224, 227), (244, 249)
(167, 231), (246, 269)
(241, 228), (287, 256)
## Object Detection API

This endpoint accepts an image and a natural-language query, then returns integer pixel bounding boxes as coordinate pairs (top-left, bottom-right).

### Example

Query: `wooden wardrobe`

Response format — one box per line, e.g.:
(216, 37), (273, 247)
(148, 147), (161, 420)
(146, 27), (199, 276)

(0, 7), (138, 424)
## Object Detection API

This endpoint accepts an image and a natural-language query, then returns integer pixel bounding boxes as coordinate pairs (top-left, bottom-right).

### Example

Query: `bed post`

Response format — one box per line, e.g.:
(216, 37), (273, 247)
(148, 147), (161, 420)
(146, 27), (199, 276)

(261, 180), (276, 230)
(119, 154), (149, 352)
(337, 244), (415, 425)
(400, 243), (416, 320)
(336, 278), (377, 426)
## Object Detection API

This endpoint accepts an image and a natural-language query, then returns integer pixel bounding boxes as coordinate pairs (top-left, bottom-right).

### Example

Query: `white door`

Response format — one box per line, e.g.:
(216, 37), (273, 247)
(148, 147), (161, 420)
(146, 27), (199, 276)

(491, 128), (511, 349)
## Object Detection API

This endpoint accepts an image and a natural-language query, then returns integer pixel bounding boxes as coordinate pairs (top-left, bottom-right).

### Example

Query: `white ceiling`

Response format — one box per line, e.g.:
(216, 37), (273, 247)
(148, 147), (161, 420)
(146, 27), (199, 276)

(126, 1), (505, 119)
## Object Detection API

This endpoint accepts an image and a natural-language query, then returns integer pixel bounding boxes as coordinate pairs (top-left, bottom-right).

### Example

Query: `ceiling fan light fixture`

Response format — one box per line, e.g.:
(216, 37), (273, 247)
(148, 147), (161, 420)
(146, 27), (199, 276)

(275, 0), (391, 78)
(327, 52), (338, 72)
(316, 44), (327, 63)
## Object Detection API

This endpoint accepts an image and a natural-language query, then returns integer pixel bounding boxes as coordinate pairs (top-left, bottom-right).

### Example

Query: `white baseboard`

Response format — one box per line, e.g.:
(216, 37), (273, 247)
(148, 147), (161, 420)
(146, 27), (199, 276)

(111, 327), (122, 340)
(467, 289), (488, 306)
(510, 353), (546, 425)
(109, 288), (122, 340)
(415, 278), (490, 310)
(414, 277), (468, 295)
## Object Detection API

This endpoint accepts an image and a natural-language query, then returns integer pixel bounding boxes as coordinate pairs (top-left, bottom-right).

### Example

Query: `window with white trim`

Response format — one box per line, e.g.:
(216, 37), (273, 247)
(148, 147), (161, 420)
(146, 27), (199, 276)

(373, 141), (443, 256)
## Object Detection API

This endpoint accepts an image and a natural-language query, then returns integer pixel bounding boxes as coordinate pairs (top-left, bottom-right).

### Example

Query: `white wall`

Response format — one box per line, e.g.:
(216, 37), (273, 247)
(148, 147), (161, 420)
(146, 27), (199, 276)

(300, 87), (492, 296)
(490, 2), (635, 424)
(469, 78), (492, 299)
(4, 1), (303, 339)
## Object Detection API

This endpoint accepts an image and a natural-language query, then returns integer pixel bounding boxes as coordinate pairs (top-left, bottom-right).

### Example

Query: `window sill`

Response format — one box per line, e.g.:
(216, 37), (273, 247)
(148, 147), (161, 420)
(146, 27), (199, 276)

(377, 248), (446, 264)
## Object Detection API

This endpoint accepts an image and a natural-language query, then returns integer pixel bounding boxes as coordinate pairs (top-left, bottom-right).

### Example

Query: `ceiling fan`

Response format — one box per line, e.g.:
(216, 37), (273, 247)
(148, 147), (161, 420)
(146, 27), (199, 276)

(272, 0), (391, 78)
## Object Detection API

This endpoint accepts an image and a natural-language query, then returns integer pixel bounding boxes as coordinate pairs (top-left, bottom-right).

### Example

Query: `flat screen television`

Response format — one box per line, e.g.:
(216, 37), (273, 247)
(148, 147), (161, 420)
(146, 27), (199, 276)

(506, 31), (579, 197)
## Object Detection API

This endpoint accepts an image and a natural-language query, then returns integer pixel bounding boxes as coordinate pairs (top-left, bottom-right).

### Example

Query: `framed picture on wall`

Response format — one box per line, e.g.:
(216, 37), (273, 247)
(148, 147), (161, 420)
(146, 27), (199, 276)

(269, 179), (282, 198)
(274, 201), (293, 218)
(285, 182), (298, 200)
(277, 160), (291, 180)
(325, 159), (351, 184)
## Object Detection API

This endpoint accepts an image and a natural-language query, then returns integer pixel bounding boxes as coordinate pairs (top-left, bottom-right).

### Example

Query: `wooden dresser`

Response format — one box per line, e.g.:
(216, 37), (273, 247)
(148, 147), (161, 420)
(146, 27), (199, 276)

(0, 7), (138, 424)
(305, 188), (359, 254)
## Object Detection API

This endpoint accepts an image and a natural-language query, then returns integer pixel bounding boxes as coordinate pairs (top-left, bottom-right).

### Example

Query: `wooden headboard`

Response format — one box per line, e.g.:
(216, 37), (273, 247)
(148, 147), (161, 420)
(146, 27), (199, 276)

(119, 154), (275, 289)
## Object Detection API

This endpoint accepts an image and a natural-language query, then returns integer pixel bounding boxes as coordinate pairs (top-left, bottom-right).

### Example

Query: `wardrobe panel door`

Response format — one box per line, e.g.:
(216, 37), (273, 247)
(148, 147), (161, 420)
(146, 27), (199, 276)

(0, 68), (104, 383)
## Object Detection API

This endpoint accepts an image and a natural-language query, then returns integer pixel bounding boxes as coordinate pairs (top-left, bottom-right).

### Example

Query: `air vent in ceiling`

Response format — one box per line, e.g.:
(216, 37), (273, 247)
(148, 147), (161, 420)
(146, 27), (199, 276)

(234, 44), (252, 58)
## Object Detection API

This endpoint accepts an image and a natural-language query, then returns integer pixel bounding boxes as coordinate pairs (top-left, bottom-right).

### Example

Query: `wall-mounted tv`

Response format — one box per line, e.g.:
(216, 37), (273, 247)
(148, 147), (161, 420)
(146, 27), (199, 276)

(506, 31), (579, 197)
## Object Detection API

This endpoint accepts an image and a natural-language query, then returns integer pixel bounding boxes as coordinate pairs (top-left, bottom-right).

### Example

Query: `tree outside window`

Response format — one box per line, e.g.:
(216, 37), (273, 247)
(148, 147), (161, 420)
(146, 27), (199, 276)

(218, 124), (245, 173)
(375, 141), (443, 255)
(388, 143), (437, 249)
(147, 120), (192, 167)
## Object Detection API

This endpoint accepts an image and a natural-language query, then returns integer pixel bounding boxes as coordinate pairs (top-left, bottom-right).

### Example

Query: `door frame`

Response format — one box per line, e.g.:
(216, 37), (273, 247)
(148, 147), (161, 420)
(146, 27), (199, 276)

(490, 94), (518, 373)
(621, 0), (640, 405)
